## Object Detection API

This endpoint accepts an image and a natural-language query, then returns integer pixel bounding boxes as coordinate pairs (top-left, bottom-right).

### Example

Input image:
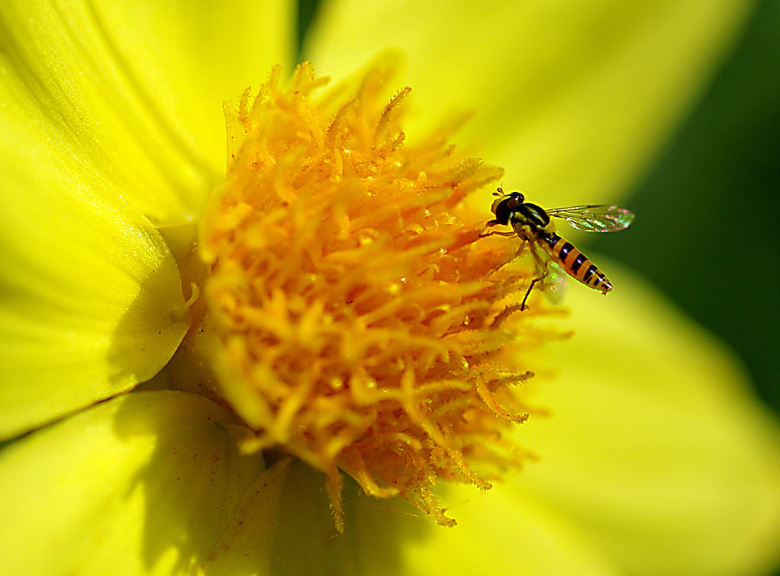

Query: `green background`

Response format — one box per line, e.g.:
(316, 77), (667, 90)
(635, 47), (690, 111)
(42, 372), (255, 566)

(590, 0), (780, 413)
(297, 0), (780, 417)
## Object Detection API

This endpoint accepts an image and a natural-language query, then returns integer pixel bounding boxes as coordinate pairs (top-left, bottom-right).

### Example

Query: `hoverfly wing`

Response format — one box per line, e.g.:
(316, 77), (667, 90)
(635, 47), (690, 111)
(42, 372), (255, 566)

(546, 205), (634, 233)
(541, 262), (567, 305)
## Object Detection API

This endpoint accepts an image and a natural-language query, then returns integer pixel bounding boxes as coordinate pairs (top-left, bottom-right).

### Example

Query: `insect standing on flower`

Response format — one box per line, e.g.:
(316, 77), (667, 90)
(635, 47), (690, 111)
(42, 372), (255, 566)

(483, 187), (635, 310)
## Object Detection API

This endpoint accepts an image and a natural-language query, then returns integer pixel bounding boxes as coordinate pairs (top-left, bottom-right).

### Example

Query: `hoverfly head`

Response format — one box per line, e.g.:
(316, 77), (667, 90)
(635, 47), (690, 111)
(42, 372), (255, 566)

(490, 189), (525, 225)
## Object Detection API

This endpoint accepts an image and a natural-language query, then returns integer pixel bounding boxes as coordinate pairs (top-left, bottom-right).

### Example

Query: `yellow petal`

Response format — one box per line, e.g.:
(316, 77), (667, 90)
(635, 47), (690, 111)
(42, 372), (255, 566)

(81, 0), (297, 185)
(201, 459), (292, 576)
(0, 391), (277, 576)
(0, 123), (190, 439)
(0, 0), (295, 226)
(356, 483), (624, 576)
(304, 0), (754, 206)
(265, 460), (620, 575)
(514, 260), (780, 576)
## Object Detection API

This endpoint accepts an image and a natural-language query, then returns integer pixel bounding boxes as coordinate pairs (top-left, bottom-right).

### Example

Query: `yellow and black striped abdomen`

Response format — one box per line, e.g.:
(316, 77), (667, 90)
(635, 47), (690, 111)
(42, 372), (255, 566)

(539, 232), (613, 294)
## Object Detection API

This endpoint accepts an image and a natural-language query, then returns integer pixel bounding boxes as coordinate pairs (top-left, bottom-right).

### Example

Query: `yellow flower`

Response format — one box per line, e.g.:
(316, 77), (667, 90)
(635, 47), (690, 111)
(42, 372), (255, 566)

(0, 2), (778, 576)
(191, 64), (540, 531)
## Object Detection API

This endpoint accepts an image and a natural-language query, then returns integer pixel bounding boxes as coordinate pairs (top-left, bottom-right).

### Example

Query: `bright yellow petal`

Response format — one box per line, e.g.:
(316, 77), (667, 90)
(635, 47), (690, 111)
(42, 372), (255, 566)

(354, 482), (623, 576)
(513, 261), (780, 576)
(84, 0), (297, 185)
(264, 459), (621, 576)
(0, 121), (190, 439)
(305, 0), (754, 206)
(0, 391), (277, 576)
(0, 0), (295, 226)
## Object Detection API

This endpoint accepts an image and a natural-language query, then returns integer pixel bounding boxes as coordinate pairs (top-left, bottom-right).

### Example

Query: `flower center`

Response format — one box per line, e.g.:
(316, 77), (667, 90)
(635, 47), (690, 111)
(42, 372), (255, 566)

(196, 63), (546, 531)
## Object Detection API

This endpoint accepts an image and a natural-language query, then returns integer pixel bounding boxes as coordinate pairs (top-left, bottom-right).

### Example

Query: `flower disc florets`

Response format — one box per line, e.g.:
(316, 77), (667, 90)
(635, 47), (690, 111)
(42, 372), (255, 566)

(198, 63), (545, 531)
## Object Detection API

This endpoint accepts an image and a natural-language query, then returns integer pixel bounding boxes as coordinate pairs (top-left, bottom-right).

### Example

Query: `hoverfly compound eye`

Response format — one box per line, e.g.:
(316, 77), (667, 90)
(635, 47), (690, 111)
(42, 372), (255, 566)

(491, 190), (524, 213)
(491, 197), (513, 223)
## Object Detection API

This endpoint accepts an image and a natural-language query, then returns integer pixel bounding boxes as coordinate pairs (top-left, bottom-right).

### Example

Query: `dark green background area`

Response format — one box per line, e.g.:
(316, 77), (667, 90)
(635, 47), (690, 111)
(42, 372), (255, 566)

(297, 0), (780, 416)
(589, 0), (780, 413)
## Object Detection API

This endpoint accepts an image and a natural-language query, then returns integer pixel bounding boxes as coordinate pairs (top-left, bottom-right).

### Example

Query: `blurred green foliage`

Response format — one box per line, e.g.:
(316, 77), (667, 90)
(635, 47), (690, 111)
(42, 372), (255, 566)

(591, 0), (780, 412)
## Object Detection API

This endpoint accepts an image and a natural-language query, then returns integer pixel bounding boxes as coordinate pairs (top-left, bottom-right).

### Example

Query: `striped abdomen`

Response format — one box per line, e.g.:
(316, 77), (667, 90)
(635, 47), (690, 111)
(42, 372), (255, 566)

(540, 232), (612, 294)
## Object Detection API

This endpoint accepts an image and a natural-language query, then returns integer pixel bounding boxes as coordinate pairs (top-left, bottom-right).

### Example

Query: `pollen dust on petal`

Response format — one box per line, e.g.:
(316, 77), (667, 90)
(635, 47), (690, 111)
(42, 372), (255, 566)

(196, 62), (556, 532)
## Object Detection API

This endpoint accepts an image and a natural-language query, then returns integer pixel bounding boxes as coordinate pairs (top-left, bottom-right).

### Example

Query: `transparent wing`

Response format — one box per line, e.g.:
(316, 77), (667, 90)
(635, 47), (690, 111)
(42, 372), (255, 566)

(541, 262), (567, 305)
(546, 205), (635, 232)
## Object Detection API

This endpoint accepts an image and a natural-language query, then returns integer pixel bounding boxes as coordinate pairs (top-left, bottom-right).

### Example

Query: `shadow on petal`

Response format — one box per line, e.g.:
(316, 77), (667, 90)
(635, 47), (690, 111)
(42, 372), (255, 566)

(268, 458), (433, 576)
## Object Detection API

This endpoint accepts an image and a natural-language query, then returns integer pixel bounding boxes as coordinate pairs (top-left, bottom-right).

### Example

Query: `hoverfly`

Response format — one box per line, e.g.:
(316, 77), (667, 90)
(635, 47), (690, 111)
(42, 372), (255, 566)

(484, 187), (634, 310)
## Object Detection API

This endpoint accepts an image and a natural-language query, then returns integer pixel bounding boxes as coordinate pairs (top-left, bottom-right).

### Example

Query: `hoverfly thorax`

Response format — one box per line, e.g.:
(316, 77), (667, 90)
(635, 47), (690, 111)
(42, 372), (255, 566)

(513, 202), (552, 233)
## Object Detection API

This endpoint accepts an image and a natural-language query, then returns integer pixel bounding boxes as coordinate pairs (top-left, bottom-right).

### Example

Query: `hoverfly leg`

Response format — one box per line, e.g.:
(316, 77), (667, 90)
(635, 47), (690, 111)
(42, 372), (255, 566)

(521, 273), (550, 311)
(479, 229), (516, 239)
(479, 220), (515, 238)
